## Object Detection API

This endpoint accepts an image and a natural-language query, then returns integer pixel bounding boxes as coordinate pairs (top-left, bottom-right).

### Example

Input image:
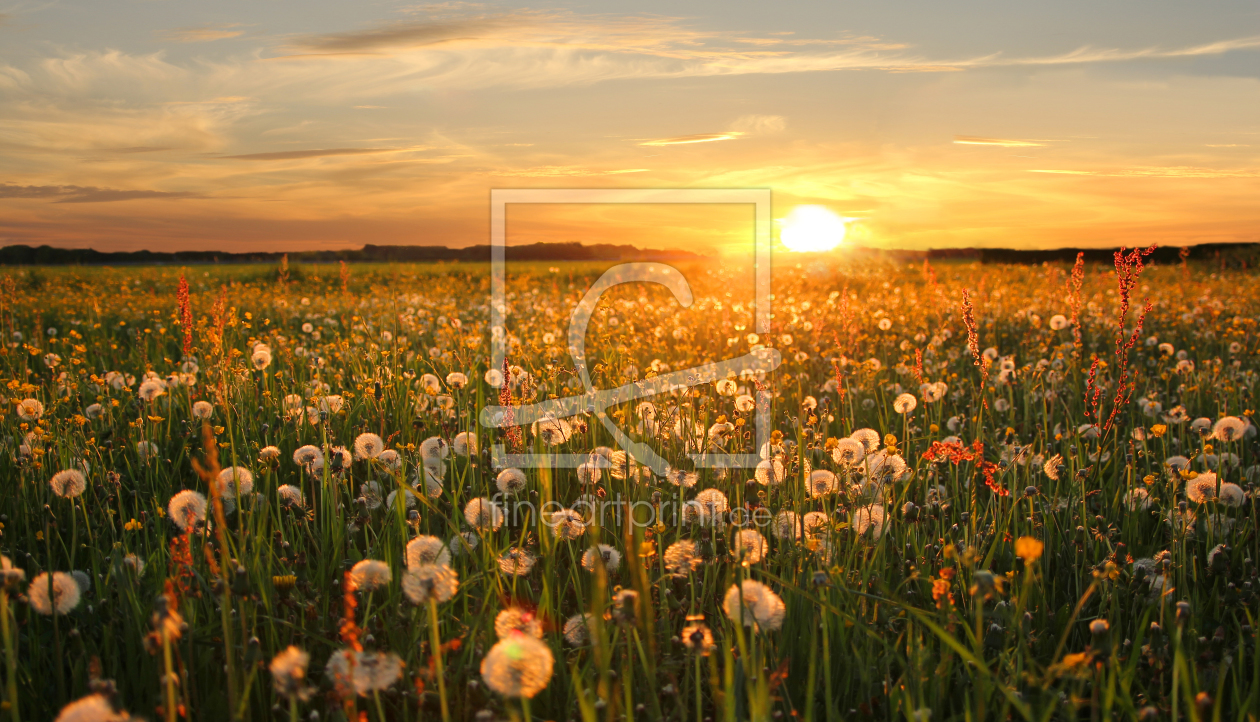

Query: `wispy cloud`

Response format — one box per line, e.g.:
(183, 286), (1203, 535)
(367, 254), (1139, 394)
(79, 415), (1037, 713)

(292, 14), (530, 54)
(954, 136), (1047, 147)
(1010, 35), (1260, 66)
(0, 183), (204, 203)
(219, 148), (397, 161)
(639, 132), (742, 147)
(494, 166), (651, 176)
(274, 9), (1260, 90)
(161, 24), (245, 43)
(731, 115), (786, 135)
(1030, 167), (1260, 178)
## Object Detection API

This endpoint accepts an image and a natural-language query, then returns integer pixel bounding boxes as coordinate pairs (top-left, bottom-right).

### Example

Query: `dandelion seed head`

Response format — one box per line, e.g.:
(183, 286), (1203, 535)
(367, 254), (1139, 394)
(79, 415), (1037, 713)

(168, 490), (207, 531)
(532, 416), (573, 446)
(496, 468), (528, 495)
(353, 432), (384, 460)
(664, 539), (705, 575)
(293, 445), (323, 469)
(850, 428), (881, 453)
(480, 633), (555, 698)
(852, 504), (887, 540)
(464, 497), (504, 531)
(1219, 482), (1245, 507)
(277, 484), (304, 508)
(29, 571), (81, 615)
(406, 535), (452, 568)
(270, 646), (313, 701)
(580, 544), (621, 572)
(16, 398), (44, 421)
(137, 378), (166, 402)
(50, 469), (87, 498)
(808, 469), (838, 497)
(419, 436), (449, 461)
(494, 607), (543, 639)
(250, 348), (273, 370)
(665, 467), (699, 488)
(563, 612), (598, 646)
(191, 400), (214, 420)
(547, 509), (588, 540)
(217, 467), (254, 499)
(893, 393), (917, 414)
(377, 449), (401, 470)
(348, 559), (392, 591)
(731, 529), (768, 565)
(1185, 472), (1218, 503)
(681, 622), (716, 655)
(453, 431), (478, 456)
(402, 564), (459, 604)
(496, 547), (537, 576)
(772, 510), (800, 541)
(754, 458), (785, 486)
(684, 489), (729, 525)
(831, 437), (865, 466)
(326, 649), (404, 695)
(136, 440), (159, 461)
(449, 532), (479, 557)
(722, 579), (785, 632)
(1213, 416), (1246, 442)
(53, 693), (129, 722)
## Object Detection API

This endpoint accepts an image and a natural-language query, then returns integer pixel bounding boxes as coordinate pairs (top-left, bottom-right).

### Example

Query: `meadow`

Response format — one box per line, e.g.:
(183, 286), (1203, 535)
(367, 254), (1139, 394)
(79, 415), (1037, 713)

(0, 251), (1256, 722)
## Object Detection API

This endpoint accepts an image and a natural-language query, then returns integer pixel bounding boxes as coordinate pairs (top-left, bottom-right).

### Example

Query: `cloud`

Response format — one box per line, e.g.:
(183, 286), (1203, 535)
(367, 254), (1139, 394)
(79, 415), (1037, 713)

(112, 146), (174, 153)
(274, 9), (1260, 90)
(162, 25), (245, 43)
(637, 119), (782, 147)
(731, 115), (786, 135)
(1029, 167), (1260, 178)
(640, 132), (743, 146)
(292, 15), (529, 54)
(0, 183), (204, 203)
(218, 148), (397, 161)
(954, 136), (1046, 147)
(1010, 35), (1260, 66)
(494, 166), (651, 176)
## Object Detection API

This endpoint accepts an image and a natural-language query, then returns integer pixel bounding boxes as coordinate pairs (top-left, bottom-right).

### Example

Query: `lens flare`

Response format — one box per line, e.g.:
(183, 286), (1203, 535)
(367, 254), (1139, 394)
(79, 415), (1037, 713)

(778, 205), (850, 252)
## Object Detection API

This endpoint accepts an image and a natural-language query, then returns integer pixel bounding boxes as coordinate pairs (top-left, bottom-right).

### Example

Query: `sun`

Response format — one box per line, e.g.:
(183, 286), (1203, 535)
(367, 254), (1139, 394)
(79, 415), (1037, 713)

(778, 205), (850, 252)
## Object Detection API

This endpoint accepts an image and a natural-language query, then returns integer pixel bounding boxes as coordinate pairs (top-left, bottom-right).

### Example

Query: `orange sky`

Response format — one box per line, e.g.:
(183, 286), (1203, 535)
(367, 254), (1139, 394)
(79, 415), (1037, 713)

(0, 2), (1257, 253)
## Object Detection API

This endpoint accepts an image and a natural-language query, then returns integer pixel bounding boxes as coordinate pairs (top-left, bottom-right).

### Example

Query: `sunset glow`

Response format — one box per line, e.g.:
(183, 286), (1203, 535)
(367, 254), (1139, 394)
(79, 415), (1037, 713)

(779, 206), (850, 252)
(0, 2), (1257, 252)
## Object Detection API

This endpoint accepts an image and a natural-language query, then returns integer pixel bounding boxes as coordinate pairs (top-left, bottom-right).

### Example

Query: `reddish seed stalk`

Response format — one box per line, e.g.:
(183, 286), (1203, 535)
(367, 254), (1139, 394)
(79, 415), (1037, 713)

(961, 289), (981, 368)
(1083, 245), (1157, 433)
(1068, 252), (1085, 360)
(177, 275), (192, 357)
(501, 358), (522, 450)
(961, 289), (991, 385)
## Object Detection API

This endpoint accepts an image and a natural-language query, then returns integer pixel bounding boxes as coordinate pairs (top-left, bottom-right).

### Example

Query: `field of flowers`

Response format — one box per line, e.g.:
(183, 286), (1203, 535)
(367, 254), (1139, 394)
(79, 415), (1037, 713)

(0, 251), (1257, 722)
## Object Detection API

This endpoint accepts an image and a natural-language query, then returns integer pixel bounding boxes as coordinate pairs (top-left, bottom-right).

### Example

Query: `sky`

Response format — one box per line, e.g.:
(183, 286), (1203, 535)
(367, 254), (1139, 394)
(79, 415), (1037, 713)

(0, 0), (1257, 254)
